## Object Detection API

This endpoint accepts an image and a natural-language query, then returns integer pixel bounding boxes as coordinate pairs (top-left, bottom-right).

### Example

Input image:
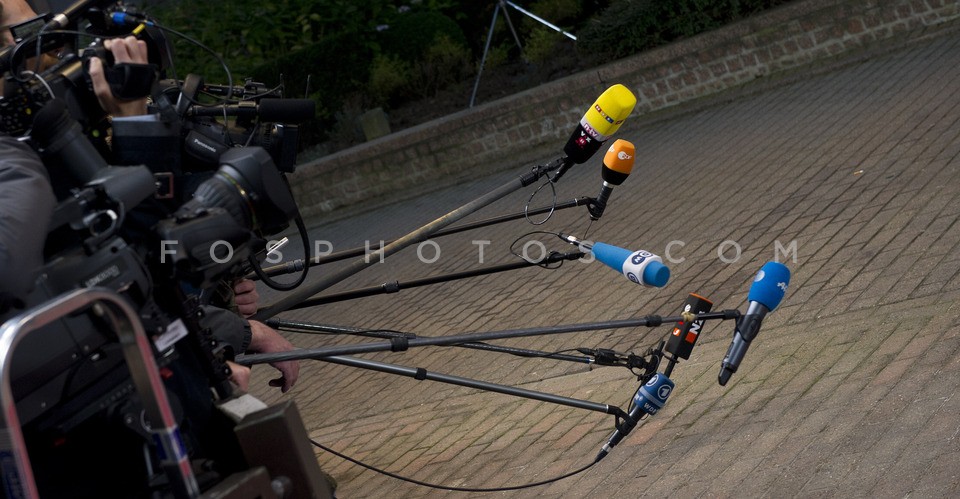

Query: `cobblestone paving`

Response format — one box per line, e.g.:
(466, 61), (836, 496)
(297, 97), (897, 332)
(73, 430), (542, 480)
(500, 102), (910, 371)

(249, 26), (960, 498)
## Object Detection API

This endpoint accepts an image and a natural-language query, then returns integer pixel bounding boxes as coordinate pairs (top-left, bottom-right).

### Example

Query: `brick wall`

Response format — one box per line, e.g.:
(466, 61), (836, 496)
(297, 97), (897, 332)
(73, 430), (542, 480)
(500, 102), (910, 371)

(289, 0), (960, 220)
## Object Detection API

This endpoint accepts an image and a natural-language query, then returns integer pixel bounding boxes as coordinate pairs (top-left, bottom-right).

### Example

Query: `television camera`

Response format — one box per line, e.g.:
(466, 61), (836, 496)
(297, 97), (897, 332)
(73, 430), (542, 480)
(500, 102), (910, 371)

(0, 1), (315, 176)
(0, 1), (327, 497)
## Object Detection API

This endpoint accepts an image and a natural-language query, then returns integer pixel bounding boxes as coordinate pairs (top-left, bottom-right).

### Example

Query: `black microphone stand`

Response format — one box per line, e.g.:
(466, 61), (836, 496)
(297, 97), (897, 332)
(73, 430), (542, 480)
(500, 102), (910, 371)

(284, 250), (584, 308)
(264, 320), (595, 365)
(250, 196), (592, 278)
(253, 158), (569, 320)
(238, 311), (740, 365)
(236, 310), (741, 444)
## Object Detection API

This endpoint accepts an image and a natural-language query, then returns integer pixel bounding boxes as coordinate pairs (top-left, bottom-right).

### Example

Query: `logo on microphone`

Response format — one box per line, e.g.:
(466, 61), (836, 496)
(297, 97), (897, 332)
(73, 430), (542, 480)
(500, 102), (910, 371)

(631, 250), (653, 265)
(617, 151), (632, 161)
(580, 120), (601, 140)
(642, 374), (674, 406)
(626, 272), (639, 284)
(595, 104), (615, 124)
(778, 281), (788, 292)
(657, 384), (672, 400)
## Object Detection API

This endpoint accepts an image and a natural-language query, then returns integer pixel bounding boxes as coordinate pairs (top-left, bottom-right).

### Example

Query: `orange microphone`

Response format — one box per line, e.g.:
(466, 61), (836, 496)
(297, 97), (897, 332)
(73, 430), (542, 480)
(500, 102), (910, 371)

(588, 139), (635, 220)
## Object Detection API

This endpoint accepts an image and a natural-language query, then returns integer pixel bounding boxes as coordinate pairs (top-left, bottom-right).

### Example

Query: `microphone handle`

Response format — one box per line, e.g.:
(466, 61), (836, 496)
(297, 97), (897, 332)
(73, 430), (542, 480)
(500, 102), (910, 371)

(719, 301), (769, 385)
(588, 183), (614, 220)
(597, 402), (646, 461)
(596, 372), (673, 461)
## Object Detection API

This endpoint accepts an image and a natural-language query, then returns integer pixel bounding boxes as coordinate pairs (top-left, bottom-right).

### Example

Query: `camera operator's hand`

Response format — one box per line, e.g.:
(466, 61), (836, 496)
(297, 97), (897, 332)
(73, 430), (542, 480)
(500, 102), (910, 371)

(227, 360), (251, 391)
(87, 36), (149, 117)
(233, 279), (260, 318)
(249, 320), (300, 393)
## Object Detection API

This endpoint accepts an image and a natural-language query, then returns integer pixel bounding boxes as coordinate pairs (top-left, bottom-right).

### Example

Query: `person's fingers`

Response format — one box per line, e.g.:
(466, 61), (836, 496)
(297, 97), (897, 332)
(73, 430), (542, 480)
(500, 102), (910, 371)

(106, 36), (147, 64)
(87, 57), (112, 105)
(236, 301), (257, 317)
(269, 360), (299, 393)
(233, 279), (257, 294)
(227, 361), (251, 391)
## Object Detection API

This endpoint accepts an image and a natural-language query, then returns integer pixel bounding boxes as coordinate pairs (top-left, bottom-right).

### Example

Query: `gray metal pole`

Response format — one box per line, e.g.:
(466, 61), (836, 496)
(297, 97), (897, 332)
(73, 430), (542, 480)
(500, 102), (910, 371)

(318, 355), (623, 417)
(253, 170), (545, 321)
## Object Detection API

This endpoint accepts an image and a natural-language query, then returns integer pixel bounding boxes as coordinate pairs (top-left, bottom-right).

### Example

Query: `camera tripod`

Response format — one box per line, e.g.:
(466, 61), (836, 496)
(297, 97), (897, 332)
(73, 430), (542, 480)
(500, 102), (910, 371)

(470, 0), (578, 107)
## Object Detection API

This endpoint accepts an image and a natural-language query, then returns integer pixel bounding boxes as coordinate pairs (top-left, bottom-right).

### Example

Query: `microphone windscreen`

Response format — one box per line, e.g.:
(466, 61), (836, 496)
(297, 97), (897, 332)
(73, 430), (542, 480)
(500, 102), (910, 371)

(563, 122), (604, 164)
(601, 139), (635, 185)
(591, 241), (631, 272)
(582, 84), (637, 141)
(258, 98), (316, 123)
(634, 373), (674, 415)
(591, 242), (670, 288)
(747, 262), (790, 311)
(564, 85), (637, 164)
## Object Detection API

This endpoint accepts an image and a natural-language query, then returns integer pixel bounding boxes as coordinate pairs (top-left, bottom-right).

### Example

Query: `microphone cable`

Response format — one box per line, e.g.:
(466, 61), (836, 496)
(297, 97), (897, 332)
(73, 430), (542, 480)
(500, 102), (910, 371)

(522, 158), (574, 226)
(246, 211), (312, 291)
(310, 438), (598, 493)
(508, 230), (570, 269)
(523, 177), (558, 225)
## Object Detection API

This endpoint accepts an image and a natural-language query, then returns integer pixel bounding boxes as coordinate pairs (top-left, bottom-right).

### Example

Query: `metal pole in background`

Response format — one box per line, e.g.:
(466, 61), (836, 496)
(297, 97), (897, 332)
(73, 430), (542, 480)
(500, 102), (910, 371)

(470, 0), (573, 107)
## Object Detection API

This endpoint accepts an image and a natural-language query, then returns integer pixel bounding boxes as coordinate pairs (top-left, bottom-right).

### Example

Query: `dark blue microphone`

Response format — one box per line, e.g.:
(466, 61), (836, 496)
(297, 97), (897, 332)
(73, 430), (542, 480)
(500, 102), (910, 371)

(596, 373), (674, 462)
(718, 262), (790, 385)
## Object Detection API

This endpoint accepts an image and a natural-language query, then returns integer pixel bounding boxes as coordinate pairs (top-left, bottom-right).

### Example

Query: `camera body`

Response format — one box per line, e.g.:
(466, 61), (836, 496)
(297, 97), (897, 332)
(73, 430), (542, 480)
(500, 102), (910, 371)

(0, 3), (323, 497)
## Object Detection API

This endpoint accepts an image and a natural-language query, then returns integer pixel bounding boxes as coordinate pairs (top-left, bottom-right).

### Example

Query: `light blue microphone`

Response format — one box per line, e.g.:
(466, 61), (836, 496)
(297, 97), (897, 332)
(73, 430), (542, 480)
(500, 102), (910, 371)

(718, 262), (791, 385)
(567, 237), (670, 287)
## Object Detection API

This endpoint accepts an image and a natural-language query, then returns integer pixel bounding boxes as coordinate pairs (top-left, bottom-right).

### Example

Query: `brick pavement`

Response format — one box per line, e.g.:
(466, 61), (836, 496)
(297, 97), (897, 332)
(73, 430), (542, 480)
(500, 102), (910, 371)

(248, 21), (960, 499)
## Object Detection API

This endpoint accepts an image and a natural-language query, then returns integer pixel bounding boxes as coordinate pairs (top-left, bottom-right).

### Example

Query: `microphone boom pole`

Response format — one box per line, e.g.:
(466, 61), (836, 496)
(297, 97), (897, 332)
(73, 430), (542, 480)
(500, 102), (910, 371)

(236, 311), (741, 365)
(253, 162), (558, 320)
(319, 354), (625, 418)
(252, 197), (591, 277)
(266, 320), (596, 365)
(286, 250), (584, 308)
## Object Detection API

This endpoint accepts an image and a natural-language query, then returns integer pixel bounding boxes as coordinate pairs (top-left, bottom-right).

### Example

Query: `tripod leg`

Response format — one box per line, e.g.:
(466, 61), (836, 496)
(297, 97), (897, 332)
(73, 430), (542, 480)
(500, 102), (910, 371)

(470, 2), (502, 107)
(499, 0), (526, 61)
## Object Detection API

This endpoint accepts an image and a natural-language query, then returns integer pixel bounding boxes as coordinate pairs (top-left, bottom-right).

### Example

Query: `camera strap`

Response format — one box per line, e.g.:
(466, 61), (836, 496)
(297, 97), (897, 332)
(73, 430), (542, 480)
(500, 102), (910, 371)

(104, 63), (158, 100)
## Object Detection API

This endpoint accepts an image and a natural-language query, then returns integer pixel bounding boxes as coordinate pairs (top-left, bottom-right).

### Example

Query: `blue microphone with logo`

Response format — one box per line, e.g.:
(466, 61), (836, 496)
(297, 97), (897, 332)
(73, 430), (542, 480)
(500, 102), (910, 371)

(592, 243), (670, 287)
(559, 235), (670, 288)
(596, 373), (674, 461)
(718, 262), (791, 385)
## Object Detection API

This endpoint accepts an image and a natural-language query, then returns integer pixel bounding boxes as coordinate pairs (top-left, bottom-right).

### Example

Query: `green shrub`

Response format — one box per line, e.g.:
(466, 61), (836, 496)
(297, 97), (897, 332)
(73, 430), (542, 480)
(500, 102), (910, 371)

(482, 43), (511, 71)
(524, 28), (567, 65)
(379, 12), (468, 62)
(408, 34), (473, 98)
(368, 54), (412, 106)
(527, 0), (583, 28)
(577, 0), (790, 60)
(248, 32), (374, 119)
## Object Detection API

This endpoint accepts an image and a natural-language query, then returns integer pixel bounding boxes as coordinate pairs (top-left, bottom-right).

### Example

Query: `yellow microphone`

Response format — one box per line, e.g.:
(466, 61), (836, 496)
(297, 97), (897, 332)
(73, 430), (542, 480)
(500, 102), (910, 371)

(588, 139), (635, 220)
(564, 84), (637, 164)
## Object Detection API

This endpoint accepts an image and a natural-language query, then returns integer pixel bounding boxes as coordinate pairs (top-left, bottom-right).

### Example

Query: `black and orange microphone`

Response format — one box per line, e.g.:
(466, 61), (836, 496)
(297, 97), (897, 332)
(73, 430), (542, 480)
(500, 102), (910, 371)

(588, 139), (635, 220)
(664, 293), (713, 360)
